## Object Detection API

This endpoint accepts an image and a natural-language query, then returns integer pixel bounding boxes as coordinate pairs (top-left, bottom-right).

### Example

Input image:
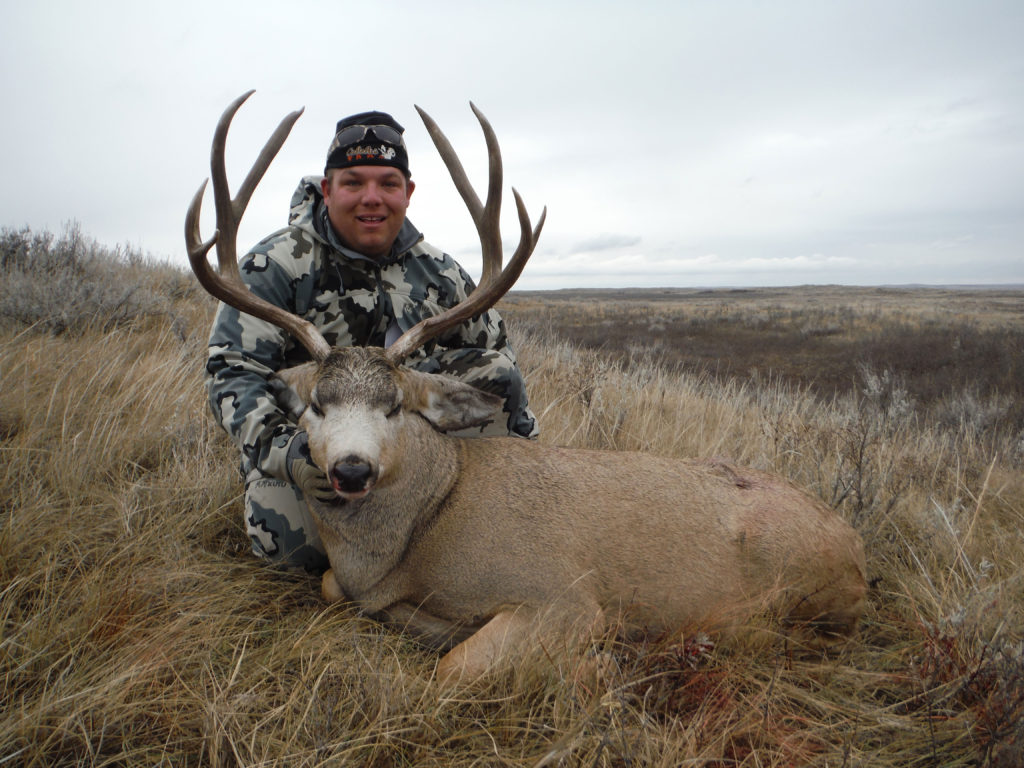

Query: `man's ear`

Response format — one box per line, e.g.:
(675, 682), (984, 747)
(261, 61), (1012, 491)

(399, 369), (502, 432)
(271, 362), (319, 419)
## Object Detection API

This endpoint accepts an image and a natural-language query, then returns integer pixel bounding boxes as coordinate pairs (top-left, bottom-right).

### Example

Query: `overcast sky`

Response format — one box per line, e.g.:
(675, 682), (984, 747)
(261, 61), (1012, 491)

(2, 1), (1022, 289)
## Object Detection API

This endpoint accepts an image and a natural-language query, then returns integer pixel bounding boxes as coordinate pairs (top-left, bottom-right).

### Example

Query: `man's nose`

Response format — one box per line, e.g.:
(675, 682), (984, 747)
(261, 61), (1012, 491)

(361, 183), (384, 204)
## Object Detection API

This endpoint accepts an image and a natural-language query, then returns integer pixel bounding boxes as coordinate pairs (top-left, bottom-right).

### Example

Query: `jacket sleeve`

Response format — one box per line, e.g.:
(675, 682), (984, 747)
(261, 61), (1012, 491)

(204, 238), (308, 481)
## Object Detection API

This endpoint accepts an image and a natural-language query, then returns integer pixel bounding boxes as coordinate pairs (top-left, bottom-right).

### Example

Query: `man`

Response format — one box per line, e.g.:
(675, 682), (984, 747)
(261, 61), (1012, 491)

(205, 110), (538, 572)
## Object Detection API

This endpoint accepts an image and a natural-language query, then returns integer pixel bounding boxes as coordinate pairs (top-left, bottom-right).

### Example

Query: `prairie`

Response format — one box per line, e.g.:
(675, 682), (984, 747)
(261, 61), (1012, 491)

(2, 226), (1022, 766)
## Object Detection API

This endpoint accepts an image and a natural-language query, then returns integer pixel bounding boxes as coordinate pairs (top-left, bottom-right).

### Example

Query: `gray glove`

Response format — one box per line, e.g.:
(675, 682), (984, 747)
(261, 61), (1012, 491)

(286, 432), (336, 504)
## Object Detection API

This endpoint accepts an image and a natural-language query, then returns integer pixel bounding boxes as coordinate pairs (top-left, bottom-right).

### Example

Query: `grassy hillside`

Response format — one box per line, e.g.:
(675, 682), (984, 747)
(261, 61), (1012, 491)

(2, 226), (1022, 766)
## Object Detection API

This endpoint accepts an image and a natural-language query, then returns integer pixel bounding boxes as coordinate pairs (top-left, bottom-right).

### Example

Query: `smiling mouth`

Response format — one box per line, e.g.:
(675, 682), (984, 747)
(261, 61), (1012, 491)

(357, 215), (385, 224)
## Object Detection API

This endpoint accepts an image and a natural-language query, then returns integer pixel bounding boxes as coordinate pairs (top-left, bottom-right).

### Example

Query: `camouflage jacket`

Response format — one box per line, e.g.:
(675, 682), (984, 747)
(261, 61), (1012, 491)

(205, 176), (537, 482)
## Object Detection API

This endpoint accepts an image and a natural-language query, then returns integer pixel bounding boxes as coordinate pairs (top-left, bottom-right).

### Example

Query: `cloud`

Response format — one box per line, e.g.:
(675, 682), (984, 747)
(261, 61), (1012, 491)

(568, 234), (642, 255)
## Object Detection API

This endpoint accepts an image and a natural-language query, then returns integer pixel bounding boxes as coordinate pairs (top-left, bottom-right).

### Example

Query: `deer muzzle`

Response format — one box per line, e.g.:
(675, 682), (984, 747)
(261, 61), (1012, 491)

(331, 455), (377, 499)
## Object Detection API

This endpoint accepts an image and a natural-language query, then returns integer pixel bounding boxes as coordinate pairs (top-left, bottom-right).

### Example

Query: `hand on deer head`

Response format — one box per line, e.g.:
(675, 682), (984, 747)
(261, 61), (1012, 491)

(284, 432), (337, 504)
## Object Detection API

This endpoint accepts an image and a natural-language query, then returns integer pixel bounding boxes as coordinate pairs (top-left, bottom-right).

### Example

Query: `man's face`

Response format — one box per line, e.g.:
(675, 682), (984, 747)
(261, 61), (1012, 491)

(321, 166), (415, 258)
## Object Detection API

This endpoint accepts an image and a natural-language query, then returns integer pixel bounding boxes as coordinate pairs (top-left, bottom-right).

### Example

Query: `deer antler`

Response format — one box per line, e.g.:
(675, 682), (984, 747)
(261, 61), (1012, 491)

(384, 103), (546, 363)
(185, 90), (332, 362)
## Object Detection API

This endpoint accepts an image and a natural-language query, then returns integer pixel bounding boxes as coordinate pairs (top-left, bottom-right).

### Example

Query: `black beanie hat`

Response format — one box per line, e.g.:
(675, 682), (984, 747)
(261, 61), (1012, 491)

(324, 110), (410, 177)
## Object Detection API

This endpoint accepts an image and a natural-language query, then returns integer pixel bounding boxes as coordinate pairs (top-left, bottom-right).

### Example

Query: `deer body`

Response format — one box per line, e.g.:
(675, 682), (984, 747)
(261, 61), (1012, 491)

(286, 347), (868, 682)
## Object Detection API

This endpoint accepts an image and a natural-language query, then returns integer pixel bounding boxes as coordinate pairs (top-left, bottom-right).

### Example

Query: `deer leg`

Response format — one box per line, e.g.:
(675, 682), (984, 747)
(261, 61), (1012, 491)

(377, 603), (479, 651)
(435, 609), (535, 686)
(435, 603), (607, 687)
(321, 569), (347, 603)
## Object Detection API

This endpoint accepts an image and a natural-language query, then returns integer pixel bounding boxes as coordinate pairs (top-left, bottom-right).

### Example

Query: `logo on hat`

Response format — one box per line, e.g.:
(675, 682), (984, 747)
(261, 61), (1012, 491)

(346, 144), (398, 162)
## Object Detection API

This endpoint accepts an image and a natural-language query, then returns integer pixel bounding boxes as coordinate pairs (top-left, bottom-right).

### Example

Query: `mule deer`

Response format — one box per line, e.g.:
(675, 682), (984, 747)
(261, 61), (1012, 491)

(187, 92), (868, 685)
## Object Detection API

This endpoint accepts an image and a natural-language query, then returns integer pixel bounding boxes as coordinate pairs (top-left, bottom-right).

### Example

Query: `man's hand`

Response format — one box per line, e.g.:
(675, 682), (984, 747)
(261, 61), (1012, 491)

(286, 432), (336, 504)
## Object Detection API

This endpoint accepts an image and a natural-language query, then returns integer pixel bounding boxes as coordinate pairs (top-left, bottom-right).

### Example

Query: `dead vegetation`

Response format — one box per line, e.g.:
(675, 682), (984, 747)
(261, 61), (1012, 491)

(1, 228), (1022, 765)
(503, 286), (1024, 452)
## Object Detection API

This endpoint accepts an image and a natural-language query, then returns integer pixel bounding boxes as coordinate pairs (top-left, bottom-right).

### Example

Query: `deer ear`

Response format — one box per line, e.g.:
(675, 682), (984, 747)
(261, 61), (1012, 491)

(400, 369), (503, 432)
(271, 362), (319, 417)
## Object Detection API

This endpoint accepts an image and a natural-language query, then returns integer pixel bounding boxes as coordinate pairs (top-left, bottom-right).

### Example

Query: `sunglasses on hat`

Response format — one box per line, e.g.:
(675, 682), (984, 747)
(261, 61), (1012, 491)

(333, 123), (405, 148)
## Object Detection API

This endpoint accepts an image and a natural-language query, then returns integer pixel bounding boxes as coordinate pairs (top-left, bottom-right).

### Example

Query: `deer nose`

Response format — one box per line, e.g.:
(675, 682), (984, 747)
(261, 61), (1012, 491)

(331, 457), (375, 492)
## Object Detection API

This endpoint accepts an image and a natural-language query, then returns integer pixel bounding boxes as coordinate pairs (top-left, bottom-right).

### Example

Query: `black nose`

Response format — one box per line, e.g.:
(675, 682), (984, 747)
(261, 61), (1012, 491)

(331, 458), (374, 492)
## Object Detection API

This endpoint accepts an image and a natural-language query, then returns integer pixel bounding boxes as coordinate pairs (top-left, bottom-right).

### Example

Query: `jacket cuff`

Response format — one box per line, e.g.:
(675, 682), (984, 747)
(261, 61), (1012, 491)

(255, 425), (303, 483)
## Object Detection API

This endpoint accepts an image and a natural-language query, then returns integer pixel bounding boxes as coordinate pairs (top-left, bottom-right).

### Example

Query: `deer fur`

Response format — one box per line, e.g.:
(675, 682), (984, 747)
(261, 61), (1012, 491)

(277, 346), (868, 685)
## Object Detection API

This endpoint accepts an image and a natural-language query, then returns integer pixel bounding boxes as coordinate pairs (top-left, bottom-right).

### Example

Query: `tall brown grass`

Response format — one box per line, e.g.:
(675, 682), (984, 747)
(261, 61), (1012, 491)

(2, 230), (1022, 766)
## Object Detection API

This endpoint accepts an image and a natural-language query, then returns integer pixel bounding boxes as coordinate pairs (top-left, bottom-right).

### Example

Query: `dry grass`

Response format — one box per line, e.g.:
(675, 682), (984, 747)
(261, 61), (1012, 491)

(502, 286), (1024, 448)
(2, 239), (1023, 765)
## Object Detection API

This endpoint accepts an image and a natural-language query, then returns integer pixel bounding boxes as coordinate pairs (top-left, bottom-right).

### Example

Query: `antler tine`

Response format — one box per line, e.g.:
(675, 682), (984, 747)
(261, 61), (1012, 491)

(507, 186), (548, 288)
(468, 102), (505, 286)
(386, 104), (545, 363)
(185, 91), (332, 362)
(415, 104), (494, 278)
